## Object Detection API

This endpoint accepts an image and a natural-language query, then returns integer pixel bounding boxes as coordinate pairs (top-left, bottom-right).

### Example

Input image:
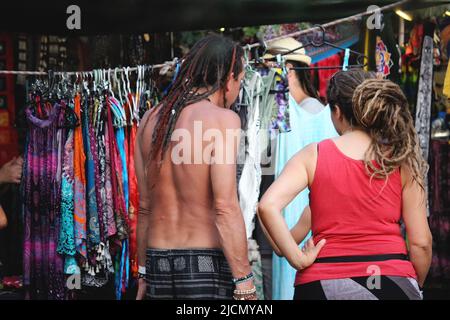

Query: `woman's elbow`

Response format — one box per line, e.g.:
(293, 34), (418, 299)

(409, 233), (433, 251)
(257, 200), (276, 218)
(256, 202), (265, 216)
(273, 248), (283, 257)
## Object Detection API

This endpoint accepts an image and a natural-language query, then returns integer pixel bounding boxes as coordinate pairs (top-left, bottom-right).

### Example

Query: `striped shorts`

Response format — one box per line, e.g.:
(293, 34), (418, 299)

(145, 248), (233, 300)
(294, 276), (423, 300)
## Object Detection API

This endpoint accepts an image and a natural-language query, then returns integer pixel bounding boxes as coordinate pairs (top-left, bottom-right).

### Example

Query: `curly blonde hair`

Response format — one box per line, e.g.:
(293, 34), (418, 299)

(352, 79), (429, 190)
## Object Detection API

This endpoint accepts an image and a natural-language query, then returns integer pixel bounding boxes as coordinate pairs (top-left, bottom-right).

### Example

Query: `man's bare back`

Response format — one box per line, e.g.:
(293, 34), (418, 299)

(135, 100), (242, 249)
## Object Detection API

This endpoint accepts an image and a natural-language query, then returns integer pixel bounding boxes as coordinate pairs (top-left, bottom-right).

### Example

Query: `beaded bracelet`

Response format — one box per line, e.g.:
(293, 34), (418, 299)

(233, 293), (257, 300)
(232, 272), (254, 285)
(233, 289), (257, 300)
(233, 287), (256, 295)
(138, 273), (146, 279)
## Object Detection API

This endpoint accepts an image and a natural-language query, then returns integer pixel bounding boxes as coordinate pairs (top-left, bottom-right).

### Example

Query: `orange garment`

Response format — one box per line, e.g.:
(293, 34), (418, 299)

(73, 94), (87, 258)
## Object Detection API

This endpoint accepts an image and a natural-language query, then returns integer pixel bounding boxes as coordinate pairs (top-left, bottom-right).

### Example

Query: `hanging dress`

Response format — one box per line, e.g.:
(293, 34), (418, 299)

(23, 100), (74, 300)
(57, 128), (78, 275)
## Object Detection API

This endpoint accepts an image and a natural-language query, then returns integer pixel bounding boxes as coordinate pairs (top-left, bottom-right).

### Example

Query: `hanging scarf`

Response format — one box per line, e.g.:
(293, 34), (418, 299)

(127, 120), (139, 277)
(415, 35), (434, 216)
(106, 96), (129, 299)
(82, 97), (101, 258)
(73, 94), (88, 260)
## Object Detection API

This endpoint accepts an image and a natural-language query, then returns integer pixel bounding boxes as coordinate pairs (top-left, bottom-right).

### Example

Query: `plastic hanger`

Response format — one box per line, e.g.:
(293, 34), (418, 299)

(138, 65), (146, 119)
(244, 44), (252, 71)
(120, 67), (133, 124)
(126, 66), (135, 116)
(100, 68), (121, 127)
(114, 67), (123, 107)
(108, 69), (127, 127)
(108, 68), (115, 100)
(133, 65), (142, 122)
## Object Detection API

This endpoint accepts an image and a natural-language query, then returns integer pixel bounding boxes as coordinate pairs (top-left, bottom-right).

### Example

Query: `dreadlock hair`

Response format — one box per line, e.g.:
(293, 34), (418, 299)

(326, 69), (377, 127)
(145, 34), (244, 166)
(287, 60), (320, 100)
(352, 79), (429, 190)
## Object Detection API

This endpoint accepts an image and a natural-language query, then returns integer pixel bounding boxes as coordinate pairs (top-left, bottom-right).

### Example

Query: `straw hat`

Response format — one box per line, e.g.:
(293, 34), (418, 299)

(263, 37), (311, 66)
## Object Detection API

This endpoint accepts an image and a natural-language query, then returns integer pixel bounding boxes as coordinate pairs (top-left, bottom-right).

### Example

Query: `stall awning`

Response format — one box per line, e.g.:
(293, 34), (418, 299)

(0, 0), (449, 34)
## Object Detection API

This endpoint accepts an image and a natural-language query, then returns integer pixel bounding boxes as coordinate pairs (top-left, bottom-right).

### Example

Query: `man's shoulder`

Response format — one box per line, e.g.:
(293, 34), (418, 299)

(195, 102), (241, 129)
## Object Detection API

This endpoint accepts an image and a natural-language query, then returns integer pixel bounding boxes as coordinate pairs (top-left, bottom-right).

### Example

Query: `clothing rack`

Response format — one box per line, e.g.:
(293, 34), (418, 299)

(0, 0), (408, 76)
(0, 58), (178, 76)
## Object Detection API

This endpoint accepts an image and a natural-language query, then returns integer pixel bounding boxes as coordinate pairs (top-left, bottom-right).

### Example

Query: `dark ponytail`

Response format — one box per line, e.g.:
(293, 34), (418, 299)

(326, 69), (377, 125)
(287, 60), (320, 100)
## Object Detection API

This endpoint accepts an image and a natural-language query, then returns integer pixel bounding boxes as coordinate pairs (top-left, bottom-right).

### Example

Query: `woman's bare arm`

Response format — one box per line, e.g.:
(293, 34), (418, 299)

(401, 164), (432, 288)
(258, 144), (325, 270)
(291, 206), (312, 245)
(257, 206), (311, 257)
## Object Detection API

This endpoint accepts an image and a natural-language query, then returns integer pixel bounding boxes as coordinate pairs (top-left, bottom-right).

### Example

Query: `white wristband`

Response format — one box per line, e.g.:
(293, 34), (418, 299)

(138, 265), (146, 274)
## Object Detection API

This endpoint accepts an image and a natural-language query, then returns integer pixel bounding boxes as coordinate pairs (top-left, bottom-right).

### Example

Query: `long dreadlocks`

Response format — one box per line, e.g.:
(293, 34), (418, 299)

(143, 34), (244, 168)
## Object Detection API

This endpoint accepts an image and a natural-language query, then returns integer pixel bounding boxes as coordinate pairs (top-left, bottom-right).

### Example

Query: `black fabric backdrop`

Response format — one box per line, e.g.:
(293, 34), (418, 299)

(0, 0), (449, 34)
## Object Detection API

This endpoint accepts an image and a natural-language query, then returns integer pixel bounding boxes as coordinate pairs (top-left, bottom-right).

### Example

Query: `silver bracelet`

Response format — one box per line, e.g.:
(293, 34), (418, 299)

(138, 265), (146, 277)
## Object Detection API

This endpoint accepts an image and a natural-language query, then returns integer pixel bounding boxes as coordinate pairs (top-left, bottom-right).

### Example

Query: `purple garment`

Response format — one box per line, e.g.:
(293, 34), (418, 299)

(428, 139), (450, 289)
(23, 103), (67, 300)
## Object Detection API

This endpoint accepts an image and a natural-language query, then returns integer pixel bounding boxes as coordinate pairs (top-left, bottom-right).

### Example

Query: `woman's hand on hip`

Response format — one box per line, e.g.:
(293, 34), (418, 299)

(293, 238), (326, 271)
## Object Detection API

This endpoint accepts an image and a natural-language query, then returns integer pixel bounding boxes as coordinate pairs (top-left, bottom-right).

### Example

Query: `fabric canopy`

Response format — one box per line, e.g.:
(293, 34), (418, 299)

(0, 0), (449, 34)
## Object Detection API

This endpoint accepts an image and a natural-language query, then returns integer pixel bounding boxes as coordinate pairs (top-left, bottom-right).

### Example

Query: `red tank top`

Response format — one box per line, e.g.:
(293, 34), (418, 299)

(295, 139), (417, 285)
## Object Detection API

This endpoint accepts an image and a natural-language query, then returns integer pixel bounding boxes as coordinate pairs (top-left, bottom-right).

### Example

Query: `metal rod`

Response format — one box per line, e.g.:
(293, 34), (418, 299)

(290, 65), (365, 70)
(246, 0), (409, 50)
(0, 60), (176, 76)
(0, 70), (47, 75)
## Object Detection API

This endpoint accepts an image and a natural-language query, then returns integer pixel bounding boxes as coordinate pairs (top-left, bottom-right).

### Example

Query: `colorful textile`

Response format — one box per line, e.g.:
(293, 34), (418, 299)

(23, 100), (75, 300)
(310, 54), (342, 99)
(73, 94), (87, 260)
(127, 121), (139, 277)
(270, 69), (290, 133)
(57, 130), (78, 275)
(415, 35), (434, 216)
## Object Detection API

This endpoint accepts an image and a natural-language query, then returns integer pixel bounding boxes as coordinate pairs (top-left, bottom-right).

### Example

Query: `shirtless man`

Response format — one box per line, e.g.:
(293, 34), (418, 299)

(135, 35), (256, 300)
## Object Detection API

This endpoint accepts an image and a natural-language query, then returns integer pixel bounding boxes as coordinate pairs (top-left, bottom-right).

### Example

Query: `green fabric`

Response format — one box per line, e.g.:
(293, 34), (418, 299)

(259, 68), (279, 156)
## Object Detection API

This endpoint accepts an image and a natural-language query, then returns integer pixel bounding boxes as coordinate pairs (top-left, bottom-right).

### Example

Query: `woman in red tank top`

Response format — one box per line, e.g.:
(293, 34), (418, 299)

(258, 70), (432, 300)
